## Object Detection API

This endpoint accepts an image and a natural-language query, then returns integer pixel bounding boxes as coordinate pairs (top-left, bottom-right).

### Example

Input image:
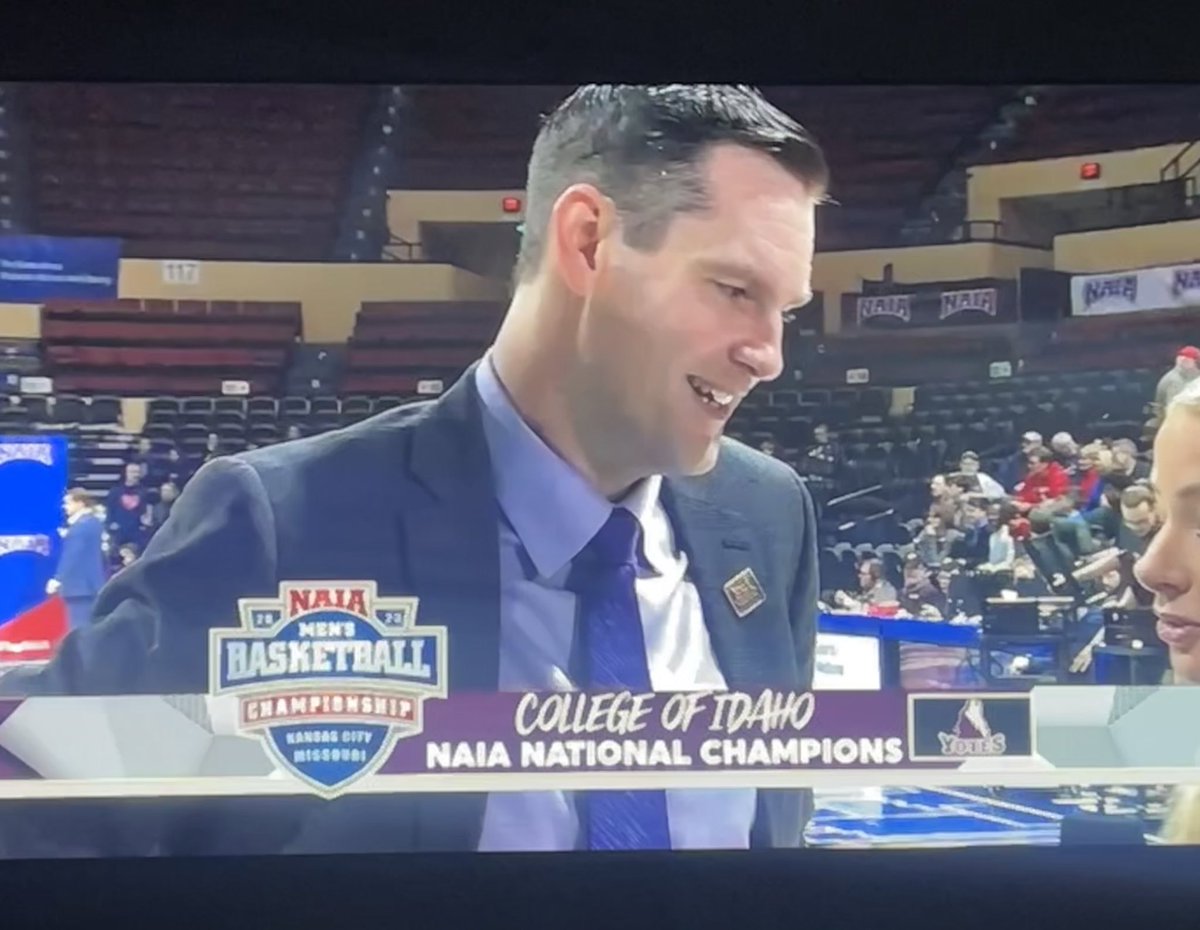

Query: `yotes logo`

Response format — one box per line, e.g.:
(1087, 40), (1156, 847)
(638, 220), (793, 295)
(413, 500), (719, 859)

(210, 581), (448, 798)
(938, 698), (1005, 757)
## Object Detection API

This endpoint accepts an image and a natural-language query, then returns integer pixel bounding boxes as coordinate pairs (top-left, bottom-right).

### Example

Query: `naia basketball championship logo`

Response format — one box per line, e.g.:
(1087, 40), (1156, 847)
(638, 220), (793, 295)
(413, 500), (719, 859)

(209, 581), (448, 798)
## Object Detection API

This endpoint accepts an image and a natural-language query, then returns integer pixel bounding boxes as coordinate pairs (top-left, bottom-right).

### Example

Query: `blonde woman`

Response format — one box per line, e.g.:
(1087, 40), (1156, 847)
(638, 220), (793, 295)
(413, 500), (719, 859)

(1133, 378), (1200, 842)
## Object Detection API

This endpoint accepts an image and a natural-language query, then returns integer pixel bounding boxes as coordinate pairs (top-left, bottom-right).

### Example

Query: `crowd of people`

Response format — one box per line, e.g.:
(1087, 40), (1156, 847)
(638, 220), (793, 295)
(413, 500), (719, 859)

(750, 347), (1200, 685)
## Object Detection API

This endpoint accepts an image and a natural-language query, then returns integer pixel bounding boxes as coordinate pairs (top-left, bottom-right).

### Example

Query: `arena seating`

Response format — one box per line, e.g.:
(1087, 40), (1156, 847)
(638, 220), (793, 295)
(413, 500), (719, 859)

(341, 300), (503, 394)
(141, 393), (412, 459)
(41, 298), (300, 394)
(23, 84), (370, 261)
(982, 85), (1200, 163)
(394, 85), (1013, 250)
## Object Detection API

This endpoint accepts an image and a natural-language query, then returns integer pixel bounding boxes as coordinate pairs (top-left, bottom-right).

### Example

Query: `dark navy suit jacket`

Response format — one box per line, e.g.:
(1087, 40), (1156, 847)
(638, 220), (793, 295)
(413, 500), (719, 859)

(56, 513), (105, 599)
(0, 367), (820, 856)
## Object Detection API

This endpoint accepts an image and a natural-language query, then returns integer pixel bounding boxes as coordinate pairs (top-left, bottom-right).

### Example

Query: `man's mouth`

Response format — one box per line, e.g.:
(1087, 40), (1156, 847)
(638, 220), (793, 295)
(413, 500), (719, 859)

(687, 375), (737, 412)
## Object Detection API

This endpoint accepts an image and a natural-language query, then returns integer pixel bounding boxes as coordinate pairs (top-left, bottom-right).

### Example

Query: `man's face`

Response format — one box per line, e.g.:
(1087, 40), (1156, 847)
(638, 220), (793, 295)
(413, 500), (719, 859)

(565, 144), (817, 482)
(930, 475), (947, 498)
(1113, 448), (1136, 472)
(206, 434), (219, 451)
(62, 495), (81, 518)
(160, 483), (178, 503)
(960, 458), (979, 476)
(1121, 501), (1158, 539)
(1135, 408), (1200, 683)
(138, 439), (151, 454)
(759, 440), (777, 457)
(125, 463), (141, 484)
(814, 425), (829, 445)
(1028, 457), (1046, 476)
(1021, 438), (1038, 455)
(986, 506), (1001, 530)
(1178, 354), (1197, 373)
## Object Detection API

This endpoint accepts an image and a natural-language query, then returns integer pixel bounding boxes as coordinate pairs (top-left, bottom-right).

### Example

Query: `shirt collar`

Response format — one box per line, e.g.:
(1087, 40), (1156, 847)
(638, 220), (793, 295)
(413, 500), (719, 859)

(474, 352), (662, 581)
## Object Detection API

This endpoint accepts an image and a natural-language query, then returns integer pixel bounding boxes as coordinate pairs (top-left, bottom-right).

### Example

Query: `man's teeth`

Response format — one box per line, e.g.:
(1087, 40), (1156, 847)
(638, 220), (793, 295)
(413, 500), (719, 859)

(689, 376), (734, 407)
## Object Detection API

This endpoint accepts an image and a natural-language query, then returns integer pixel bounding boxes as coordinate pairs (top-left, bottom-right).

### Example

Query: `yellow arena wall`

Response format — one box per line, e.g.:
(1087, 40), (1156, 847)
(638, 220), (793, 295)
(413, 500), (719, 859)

(0, 260), (506, 342)
(1054, 218), (1200, 274)
(966, 142), (1193, 230)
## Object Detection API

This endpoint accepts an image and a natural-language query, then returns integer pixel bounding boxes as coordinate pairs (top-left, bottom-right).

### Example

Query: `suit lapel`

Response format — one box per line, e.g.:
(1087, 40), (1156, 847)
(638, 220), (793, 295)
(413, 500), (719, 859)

(660, 478), (794, 689)
(395, 366), (500, 851)
(662, 470), (806, 849)
(401, 365), (501, 691)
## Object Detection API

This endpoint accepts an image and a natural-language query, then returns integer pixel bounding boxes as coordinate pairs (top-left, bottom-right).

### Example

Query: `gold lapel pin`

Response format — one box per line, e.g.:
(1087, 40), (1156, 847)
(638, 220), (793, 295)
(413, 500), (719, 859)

(723, 567), (766, 618)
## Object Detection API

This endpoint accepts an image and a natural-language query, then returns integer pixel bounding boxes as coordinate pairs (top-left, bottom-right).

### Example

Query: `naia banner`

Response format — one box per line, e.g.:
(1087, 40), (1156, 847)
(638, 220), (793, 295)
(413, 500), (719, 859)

(842, 280), (1017, 330)
(1070, 261), (1200, 317)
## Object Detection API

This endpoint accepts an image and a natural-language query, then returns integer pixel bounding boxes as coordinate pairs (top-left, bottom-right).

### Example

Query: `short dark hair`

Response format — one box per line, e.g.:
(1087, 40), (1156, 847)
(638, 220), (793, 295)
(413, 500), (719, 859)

(66, 487), (92, 507)
(960, 451), (979, 463)
(1029, 448), (1055, 465)
(513, 84), (830, 283)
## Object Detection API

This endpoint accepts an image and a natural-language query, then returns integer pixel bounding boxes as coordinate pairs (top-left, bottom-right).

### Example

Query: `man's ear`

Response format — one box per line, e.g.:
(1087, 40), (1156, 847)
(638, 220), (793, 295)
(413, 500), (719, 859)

(548, 183), (616, 297)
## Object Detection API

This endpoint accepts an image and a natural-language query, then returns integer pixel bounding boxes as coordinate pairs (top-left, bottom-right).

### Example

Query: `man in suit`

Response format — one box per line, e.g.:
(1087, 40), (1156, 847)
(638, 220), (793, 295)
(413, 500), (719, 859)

(45, 488), (106, 632)
(2, 84), (826, 855)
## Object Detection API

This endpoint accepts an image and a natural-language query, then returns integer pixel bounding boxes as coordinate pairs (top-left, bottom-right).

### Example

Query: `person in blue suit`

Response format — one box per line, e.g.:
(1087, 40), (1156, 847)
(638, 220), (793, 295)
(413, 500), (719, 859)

(45, 488), (106, 631)
(0, 85), (828, 857)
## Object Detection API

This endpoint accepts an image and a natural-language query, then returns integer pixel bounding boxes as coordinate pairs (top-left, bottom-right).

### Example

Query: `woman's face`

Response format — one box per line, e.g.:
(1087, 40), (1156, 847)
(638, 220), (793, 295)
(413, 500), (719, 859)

(1134, 407), (1200, 682)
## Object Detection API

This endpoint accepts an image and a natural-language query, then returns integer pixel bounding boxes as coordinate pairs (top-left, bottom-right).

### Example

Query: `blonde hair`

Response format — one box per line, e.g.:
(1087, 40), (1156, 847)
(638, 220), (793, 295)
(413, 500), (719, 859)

(1156, 386), (1200, 842)
(1170, 376), (1200, 414)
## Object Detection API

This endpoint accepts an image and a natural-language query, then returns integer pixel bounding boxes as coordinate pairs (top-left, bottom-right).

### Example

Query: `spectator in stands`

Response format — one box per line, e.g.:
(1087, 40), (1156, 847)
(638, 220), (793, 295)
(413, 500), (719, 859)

(758, 437), (779, 459)
(160, 444), (189, 487)
(802, 423), (840, 478)
(927, 474), (957, 525)
(1050, 432), (1080, 475)
(149, 481), (179, 532)
(978, 502), (1017, 573)
(104, 463), (150, 549)
(1000, 431), (1042, 491)
(1107, 438), (1151, 490)
(118, 543), (140, 570)
(957, 451), (1005, 501)
(1076, 442), (1107, 510)
(834, 558), (898, 611)
(1014, 448), (1071, 519)
(285, 424), (303, 442)
(951, 498), (991, 565)
(46, 489), (106, 632)
(1117, 484), (1160, 556)
(900, 554), (946, 618)
(1153, 345), (1200, 419)
(916, 512), (962, 568)
(201, 432), (222, 465)
(129, 436), (156, 475)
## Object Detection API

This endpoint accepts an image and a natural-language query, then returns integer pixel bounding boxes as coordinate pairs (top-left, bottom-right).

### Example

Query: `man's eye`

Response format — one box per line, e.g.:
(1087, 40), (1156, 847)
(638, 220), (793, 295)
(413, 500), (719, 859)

(716, 282), (750, 301)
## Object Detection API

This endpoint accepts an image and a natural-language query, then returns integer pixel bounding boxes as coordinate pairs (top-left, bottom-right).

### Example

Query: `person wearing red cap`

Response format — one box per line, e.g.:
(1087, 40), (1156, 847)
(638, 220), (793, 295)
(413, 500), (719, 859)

(1155, 346), (1200, 418)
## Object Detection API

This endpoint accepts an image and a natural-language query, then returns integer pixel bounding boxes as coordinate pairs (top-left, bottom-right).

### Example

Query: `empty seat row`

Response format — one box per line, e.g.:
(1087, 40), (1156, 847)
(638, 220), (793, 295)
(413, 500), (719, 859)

(50, 373), (279, 395)
(42, 319), (296, 346)
(47, 346), (287, 369)
(43, 299), (301, 322)
(346, 345), (481, 370)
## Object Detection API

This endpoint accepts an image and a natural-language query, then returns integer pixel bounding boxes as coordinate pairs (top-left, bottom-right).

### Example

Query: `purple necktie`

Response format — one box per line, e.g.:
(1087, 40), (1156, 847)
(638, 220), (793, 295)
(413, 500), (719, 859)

(567, 507), (670, 850)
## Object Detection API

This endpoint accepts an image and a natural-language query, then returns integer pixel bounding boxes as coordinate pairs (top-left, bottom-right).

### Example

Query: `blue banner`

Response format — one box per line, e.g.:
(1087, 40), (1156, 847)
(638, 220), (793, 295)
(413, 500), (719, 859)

(0, 235), (121, 301)
(0, 435), (69, 628)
